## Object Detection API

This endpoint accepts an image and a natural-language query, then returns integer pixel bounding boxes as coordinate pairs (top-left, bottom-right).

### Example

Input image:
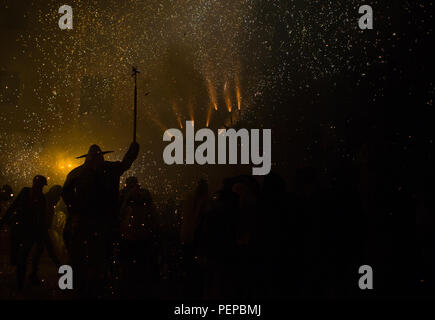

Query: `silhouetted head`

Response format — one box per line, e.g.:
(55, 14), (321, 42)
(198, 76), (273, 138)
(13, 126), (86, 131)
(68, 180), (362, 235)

(32, 175), (47, 193)
(263, 172), (286, 195)
(46, 185), (62, 204)
(77, 144), (113, 167)
(196, 179), (208, 195)
(232, 175), (261, 197)
(218, 175), (260, 209)
(0, 184), (13, 201)
(125, 176), (139, 190)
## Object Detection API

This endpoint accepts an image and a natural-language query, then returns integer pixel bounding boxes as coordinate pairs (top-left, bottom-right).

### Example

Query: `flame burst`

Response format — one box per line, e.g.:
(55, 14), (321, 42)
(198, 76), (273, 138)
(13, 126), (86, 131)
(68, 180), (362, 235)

(224, 81), (233, 112)
(206, 78), (218, 111)
(146, 111), (168, 135)
(206, 104), (213, 127)
(235, 74), (241, 110)
(172, 102), (183, 129)
(187, 98), (195, 121)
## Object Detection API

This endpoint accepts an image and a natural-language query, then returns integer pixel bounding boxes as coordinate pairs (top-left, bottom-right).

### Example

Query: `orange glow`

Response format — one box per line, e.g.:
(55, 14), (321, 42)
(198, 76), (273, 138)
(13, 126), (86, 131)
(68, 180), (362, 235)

(172, 102), (183, 129)
(147, 111), (168, 134)
(206, 78), (218, 111)
(57, 160), (77, 172)
(187, 98), (194, 121)
(235, 74), (241, 110)
(152, 118), (168, 132)
(206, 104), (213, 127)
(224, 81), (232, 112)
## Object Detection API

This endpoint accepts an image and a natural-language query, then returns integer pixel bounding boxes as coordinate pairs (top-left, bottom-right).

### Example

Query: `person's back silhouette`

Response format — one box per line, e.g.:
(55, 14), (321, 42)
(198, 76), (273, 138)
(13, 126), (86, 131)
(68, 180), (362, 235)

(62, 142), (139, 297)
(0, 175), (48, 291)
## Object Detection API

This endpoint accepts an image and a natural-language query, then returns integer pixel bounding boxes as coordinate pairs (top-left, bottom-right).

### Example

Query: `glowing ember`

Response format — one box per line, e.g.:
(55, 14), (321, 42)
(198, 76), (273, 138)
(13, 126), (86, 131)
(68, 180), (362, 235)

(172, 102), (183, 129)
(206, 78), (218, 111)
(187, 98), (194, 122)
(224, 81), (233, 113)
(205, 104), (213, 127)
(235, 74), (241, 111)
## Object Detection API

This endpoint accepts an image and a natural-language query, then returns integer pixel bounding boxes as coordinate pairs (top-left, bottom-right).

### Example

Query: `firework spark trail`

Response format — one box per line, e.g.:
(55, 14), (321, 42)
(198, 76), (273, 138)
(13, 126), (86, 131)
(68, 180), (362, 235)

(235, 73), (241, 111)
(147, 111), (168, 135)
(172, 101), (183, 129)
(224, 81), (233, 113)
(206, 78), (218, 111)
(187, 98), (195, 122)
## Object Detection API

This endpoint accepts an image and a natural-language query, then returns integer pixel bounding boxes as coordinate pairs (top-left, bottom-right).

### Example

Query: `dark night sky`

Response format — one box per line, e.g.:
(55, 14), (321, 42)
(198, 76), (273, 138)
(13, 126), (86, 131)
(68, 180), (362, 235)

(0, 0), (433, 197)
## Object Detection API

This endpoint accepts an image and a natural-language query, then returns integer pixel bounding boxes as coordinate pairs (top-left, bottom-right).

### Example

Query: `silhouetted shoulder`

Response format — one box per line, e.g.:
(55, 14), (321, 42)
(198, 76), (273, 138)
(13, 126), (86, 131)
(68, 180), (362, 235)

(66, 165), (85, 178)
(103, 160), (123, 173)
(18, 187), (31, 198)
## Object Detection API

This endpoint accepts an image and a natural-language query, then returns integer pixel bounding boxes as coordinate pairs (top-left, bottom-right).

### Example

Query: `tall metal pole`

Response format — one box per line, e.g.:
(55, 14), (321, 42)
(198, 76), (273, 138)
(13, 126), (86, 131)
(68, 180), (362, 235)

(132, 66), (140, 143)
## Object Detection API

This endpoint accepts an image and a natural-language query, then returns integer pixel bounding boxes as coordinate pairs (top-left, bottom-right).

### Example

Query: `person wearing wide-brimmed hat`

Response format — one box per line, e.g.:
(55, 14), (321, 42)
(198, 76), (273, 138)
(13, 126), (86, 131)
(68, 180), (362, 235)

(62, 141), (139, 297)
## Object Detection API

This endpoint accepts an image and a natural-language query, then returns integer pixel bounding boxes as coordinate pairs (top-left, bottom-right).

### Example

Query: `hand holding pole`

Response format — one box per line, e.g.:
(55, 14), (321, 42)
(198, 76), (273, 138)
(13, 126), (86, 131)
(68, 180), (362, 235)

(132, 66), (140, 143)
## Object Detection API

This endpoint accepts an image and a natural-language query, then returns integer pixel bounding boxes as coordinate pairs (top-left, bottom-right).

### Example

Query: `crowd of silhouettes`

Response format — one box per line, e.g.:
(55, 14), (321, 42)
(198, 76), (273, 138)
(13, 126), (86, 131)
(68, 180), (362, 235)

(0, 139), (434, 300)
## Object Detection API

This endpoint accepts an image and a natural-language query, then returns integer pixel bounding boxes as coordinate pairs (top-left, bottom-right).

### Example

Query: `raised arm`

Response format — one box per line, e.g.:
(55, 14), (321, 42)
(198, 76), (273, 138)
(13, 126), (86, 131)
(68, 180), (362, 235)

(120, 142), (140, 174)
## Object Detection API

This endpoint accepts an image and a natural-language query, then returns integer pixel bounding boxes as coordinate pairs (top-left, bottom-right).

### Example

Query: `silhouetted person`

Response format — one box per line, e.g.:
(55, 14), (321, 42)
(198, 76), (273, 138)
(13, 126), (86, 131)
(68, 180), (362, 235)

(0, 184), (13, 203)
(0, 184), (14, 218)
(62, 142), (139, 297)
(231, 175), (261, 299)
(257, 172), (297, 298)
(30, 185), (63, 284)
(119, 176), (157, 297)
(0, 185), (14, 260)
(292, 167), (334, 297)
(158, 195), (181, 297)
(197, 175), (260, 299)
(0, 184), (14, 224)
(181, 179), (210, 247)
(329, 163), (366, 298)
(180, 179), (211, 298)
(0, 175), (48, 291)
(417, 171), (435, 295)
